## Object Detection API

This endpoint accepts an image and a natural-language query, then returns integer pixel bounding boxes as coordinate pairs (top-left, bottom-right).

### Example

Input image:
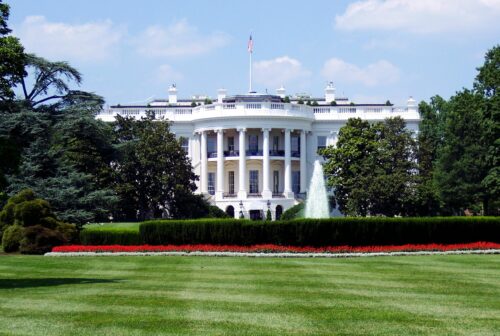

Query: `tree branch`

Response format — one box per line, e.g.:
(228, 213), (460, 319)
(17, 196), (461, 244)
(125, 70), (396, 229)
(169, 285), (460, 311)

(32, 94), (65, 106)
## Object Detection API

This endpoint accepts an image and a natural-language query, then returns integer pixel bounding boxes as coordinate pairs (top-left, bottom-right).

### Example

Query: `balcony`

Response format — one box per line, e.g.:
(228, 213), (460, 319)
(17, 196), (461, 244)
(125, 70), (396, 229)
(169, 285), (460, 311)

(248, 193), (262, 198)
(291, 151), (300, 158)
(223, 192), (237, 198)
(269, 150), (284, 157)
(208, 151), (217, 158)
(272, 192), (285, 198)
(246, 150), (263, 156)
(224, 150), (239, 157)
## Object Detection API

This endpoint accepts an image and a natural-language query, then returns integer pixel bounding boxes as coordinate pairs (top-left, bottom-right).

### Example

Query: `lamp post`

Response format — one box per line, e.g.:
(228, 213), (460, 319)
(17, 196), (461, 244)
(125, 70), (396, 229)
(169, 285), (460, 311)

(239, 201), (244, 219)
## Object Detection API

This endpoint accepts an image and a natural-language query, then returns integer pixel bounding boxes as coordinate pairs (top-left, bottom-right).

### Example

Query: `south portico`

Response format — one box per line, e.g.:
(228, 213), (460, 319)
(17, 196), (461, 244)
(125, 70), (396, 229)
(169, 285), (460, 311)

(193, 125), (311, 219)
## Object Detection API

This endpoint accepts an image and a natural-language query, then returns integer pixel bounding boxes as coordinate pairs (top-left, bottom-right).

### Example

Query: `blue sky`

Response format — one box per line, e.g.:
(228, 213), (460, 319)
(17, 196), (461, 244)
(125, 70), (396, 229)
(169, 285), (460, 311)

(8, 0), (500, 105)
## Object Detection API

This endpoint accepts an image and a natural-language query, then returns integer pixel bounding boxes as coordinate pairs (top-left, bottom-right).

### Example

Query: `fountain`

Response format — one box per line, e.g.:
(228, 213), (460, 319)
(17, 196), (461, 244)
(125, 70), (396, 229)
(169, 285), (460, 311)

(304, 160), (330, 218)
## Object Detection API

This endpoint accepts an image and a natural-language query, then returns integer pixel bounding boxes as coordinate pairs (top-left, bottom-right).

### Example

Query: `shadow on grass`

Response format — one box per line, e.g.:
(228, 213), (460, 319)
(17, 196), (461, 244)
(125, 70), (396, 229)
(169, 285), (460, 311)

(0, 278), (120, 289)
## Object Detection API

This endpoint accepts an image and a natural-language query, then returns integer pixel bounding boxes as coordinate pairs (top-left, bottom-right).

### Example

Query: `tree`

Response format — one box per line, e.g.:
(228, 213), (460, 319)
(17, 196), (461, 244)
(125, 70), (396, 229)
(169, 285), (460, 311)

(413, 96), (448, 215)
(474, 45), (499, 215)
(0, 1), (25, 103)
(20, 54), (86, 108)
(113, 113), (198, 220)
(434, 90), (487, 214)
(323, 117), (418, 216)
(323, 118), (377, 216)
(368, 117), (418, 216)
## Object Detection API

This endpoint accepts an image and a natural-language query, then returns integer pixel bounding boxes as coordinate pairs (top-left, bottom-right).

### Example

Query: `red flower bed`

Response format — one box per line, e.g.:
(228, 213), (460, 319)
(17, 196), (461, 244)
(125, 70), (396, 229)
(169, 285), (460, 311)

(52, 242), (500, 253)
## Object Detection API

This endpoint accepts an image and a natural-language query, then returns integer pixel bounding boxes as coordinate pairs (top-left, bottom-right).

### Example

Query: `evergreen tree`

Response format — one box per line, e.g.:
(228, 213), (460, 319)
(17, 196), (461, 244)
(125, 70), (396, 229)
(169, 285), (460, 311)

(113, 113), (198, 220)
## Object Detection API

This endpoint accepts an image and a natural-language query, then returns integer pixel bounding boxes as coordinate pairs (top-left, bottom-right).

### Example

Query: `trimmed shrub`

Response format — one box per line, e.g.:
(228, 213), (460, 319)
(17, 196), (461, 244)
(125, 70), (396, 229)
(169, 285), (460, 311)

(20, 225), (64, 255)
(139, 217), (500, 247)
(80, 229), (143, 245)
(2, 225), (24, 252)
(281, 203), (304, 220)
(208, 205), (229, 218)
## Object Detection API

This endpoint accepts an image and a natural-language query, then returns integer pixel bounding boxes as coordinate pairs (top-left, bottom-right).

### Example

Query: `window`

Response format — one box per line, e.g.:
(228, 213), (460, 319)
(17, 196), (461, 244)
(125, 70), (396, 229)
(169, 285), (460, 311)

(291, 136), (300, 152)
(208, 173), (215, 195)
(317, 136), (327, 152)
(207, 136), (216, 156)
(249, 170), (259, 194)
(227, 136), (235, 152)
(292, 171), (300, 194)
(273, 171), (279, 193)
(180, 137), (189, 153)
(273, 136), (279, 151)
(228, 171), (235, 194)
(249, 134), (258, 153)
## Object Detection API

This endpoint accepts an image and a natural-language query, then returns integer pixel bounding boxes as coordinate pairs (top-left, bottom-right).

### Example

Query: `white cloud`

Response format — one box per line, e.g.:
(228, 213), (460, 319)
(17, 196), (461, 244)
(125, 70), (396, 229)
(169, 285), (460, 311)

(136, 19), (230, 58)
(335, 0), (500, 34)
(321, 58), (400, 86)
(156, 64), (183, 83)
(253, 56), (311, 89)
(16, 16), (123, 62)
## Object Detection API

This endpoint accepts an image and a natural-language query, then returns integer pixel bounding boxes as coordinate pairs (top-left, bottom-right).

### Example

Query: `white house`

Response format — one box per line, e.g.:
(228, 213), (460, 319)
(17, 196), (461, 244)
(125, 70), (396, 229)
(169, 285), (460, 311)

(97, 83), (419, 219)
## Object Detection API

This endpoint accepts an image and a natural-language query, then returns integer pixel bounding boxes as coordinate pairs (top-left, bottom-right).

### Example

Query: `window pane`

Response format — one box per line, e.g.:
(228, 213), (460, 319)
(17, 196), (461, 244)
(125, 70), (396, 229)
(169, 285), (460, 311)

(208, 173), (215, 195)
(228, 171), (235, 194)
(249, 170), (259, 193)
(228, 137), (234, 151)
(249, 135), (258, 151)
(292, 171), (300, 194)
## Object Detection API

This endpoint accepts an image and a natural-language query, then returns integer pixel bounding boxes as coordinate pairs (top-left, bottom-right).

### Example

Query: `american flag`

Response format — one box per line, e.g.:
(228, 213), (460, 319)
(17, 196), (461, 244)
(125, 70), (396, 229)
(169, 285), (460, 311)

(247, 35), (253, 53)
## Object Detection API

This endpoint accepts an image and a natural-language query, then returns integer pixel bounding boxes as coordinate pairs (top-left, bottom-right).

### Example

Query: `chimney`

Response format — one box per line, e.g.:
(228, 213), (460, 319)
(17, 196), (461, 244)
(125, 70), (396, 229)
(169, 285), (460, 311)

(168, 84), (177, 104)
(407, 96), (416, 107)
(325, 82), (336, 103)
(217, 88), (227, 103)
(276, 85), (286, 98)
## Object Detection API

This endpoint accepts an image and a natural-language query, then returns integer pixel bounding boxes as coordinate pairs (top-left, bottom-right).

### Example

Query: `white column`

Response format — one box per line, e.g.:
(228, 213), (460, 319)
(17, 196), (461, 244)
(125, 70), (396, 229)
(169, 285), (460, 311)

(200, 131), (208, 194)
(238, 128), (247, 198)
(216, 129), (224, 199)
(329, 131), (338, 147)
(284, 128), (293, 197)
(262, 128), (272, 198)
(300, 130), (307, 193)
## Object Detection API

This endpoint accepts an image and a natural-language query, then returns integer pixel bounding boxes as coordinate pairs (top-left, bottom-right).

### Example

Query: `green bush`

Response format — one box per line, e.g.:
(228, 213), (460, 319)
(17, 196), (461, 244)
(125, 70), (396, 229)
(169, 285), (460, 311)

(20, 225), (65, 255)
(80, 229), (143, 245)
(281, 203), (304, 220)
(2, 225), (24, 252)
(139, 217), (500, 247)
(0, 189), (76, 253)
(208, 205), (228, 218)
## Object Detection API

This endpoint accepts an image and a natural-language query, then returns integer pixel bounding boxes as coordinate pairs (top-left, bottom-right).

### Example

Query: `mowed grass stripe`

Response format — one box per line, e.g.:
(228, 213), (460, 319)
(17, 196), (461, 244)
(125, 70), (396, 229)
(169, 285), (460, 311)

(0, 255), (499, 335)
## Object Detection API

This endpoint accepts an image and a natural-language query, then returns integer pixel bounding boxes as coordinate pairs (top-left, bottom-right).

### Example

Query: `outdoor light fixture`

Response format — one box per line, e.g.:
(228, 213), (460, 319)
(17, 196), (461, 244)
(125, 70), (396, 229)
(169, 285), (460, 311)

(267, 200), (271, 209)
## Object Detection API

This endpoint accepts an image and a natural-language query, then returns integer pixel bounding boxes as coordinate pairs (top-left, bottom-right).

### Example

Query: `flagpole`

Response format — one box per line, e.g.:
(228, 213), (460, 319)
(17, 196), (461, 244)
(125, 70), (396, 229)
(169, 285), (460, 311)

(249, 50), (252, 93)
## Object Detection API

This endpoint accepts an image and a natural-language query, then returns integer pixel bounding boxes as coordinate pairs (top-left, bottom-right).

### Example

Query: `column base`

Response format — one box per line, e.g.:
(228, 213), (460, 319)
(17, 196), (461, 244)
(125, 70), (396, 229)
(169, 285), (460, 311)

(215, 191), (224, 200)
(237, 190), (247, 199)
(262, 190), (273, 199)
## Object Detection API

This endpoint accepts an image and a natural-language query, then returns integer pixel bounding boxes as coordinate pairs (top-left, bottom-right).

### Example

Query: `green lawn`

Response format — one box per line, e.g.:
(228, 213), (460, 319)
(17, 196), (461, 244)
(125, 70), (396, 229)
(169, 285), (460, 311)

(83, 222), (140, 231)
(0, 255), (498, 335)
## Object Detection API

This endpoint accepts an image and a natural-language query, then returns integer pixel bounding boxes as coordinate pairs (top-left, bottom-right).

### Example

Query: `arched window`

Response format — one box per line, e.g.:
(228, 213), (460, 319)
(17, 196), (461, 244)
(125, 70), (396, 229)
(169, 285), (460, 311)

(275, 205), (283, 220)
(226, 205), (235, 218)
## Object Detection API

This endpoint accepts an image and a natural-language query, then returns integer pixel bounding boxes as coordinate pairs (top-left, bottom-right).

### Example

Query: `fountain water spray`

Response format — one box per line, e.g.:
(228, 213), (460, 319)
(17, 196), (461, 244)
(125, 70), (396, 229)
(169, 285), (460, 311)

(304, 160), (330, 218)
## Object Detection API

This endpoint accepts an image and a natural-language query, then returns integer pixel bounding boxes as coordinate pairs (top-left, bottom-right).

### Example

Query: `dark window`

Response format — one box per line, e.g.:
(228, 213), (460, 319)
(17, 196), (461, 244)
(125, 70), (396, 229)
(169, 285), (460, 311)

(228, 136), (235, 151)
(180, 137), (189, 153)
(249, 170), (259, 194)
(226, 206), (235, 218)
(249, 134), (258, 152)
(273, 170), (279, 193)
(273, 136), (279, 151)
(207, 136), (216, 156)
(317, 136), (327, 151)
(275, 205), (283, 220)
(228, 171), (235, 194)
(292, 171), (300, 194)
(208, 172), (215, 195)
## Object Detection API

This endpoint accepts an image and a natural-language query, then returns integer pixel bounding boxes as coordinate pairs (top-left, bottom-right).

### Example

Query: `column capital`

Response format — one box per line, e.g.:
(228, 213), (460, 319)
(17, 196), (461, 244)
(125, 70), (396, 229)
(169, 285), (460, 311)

(261, 127), (271, 132)
(215, 128), (224, 133)
(237, 127), (247, 132)
(330, 130), (338, 135)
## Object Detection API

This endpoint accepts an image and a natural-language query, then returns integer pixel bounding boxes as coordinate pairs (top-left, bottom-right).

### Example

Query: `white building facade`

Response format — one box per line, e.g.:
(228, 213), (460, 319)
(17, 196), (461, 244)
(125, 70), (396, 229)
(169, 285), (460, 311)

(97, 84), (420, 219)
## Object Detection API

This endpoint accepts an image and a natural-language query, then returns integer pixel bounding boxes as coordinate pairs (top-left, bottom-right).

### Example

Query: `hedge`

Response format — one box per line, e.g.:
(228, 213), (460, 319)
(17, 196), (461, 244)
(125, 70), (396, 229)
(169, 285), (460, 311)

(139, 217), (500, 247)
(80, 229), (143, 245)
